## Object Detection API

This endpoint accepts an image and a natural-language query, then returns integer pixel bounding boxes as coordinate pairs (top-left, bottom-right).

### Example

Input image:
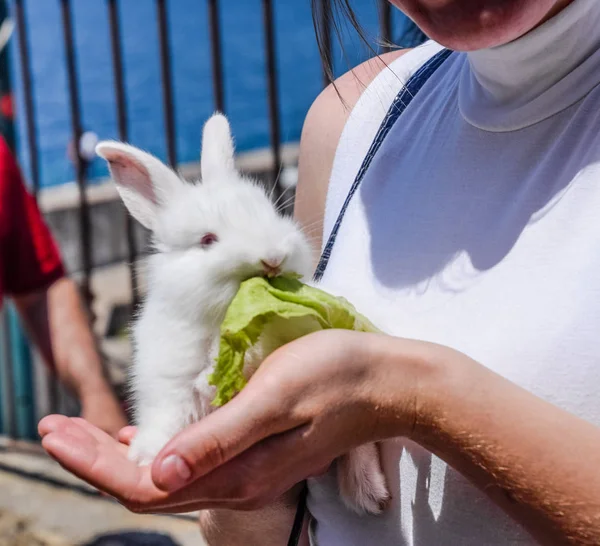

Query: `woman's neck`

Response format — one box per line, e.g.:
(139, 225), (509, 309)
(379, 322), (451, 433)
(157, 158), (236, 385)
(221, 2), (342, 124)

(459, 0), (600, 131)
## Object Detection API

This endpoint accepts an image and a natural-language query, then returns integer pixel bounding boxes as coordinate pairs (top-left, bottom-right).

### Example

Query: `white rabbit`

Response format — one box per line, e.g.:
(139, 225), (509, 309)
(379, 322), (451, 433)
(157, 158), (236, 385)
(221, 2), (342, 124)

(95, 113), (389, 515)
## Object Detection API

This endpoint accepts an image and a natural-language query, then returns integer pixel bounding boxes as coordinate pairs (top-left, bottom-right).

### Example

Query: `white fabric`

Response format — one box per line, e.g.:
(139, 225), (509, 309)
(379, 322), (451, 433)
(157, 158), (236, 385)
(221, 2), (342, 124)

(463, 0), (600, 131)
(307, 1), (600, 544)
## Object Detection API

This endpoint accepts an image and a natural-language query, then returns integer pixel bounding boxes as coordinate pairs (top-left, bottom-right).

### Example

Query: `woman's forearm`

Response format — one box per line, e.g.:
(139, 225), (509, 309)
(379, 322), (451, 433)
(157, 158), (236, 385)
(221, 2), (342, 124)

(387, 341), (600, 545)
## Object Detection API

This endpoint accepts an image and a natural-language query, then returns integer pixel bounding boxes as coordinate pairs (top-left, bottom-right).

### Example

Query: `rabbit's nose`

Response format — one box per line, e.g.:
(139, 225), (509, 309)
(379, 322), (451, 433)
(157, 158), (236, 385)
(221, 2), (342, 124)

(261, 256), (284, 277)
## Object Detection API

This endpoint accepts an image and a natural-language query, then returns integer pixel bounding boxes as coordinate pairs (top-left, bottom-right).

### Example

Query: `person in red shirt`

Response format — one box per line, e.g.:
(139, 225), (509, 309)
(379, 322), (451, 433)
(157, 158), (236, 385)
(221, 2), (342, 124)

(0, 135), (127, 436)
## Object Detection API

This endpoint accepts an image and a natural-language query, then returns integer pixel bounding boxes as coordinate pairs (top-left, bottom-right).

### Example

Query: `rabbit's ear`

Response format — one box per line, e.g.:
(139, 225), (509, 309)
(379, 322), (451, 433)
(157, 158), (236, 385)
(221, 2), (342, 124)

(200, 112), (235, 181)
(96, 141), (183, 230)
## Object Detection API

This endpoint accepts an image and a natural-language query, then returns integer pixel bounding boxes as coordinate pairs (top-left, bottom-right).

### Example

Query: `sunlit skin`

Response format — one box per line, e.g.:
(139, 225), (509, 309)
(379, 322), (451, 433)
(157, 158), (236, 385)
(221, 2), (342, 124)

(391, 0), (575, 50)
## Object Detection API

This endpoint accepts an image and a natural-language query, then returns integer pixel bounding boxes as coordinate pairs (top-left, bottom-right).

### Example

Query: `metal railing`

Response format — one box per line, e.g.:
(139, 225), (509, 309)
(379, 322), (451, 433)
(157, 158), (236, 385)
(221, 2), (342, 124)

(1, 0), (417, 438)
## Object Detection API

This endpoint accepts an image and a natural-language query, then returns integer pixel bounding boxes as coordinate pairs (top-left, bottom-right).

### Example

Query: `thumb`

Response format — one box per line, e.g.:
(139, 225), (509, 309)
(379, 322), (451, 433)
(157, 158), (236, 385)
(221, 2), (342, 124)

(150, 387), (303, 492)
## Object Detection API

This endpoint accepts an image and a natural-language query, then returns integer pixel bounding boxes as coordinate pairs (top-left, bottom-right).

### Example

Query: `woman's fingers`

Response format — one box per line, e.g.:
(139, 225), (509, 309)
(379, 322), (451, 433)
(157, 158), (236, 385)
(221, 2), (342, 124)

(40, 418), (166, 505)
(37, 413), (327, 515)
(38, 414), (70, 437)
(149, 423), (332, 512)
(118, 426), (137, 445)
(38, 418), (222, 513)
(71, 417), (128, 452)
(151, 386), (305, 492)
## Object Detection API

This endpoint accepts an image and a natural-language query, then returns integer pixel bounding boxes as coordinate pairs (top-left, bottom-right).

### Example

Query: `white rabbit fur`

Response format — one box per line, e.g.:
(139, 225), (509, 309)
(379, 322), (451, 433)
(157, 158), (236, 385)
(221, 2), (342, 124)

(95, 113), (389, 515)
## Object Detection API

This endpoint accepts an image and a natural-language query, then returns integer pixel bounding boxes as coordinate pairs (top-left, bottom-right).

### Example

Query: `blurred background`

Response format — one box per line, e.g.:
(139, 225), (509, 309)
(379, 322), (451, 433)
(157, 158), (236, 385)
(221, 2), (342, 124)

(0, 0), (425, 543)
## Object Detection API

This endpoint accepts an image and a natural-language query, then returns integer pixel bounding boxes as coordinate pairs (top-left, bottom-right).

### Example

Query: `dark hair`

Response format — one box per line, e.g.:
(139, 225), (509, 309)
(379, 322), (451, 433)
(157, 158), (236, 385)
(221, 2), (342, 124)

(311, 0), (369, 84)
(311, 0), (428, 84)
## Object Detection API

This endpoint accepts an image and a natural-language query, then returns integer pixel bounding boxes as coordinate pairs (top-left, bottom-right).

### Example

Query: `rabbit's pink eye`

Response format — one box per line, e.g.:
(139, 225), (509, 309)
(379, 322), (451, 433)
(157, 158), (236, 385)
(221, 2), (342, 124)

(200, 233), (218, 247)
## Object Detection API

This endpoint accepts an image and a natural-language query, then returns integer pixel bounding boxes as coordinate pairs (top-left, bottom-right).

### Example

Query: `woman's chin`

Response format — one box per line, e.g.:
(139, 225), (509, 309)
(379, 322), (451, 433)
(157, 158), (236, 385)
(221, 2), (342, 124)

(390, 0), (566, 51)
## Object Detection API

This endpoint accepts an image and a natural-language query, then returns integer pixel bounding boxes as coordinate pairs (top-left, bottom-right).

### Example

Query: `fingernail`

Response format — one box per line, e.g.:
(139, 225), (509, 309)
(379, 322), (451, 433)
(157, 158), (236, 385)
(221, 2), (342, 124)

(158, 454), (192, 491)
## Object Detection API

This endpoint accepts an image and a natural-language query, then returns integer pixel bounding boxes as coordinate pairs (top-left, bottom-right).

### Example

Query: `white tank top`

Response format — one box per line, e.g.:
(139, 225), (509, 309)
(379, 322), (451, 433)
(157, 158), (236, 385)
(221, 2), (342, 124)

(307, 1), (600, 544)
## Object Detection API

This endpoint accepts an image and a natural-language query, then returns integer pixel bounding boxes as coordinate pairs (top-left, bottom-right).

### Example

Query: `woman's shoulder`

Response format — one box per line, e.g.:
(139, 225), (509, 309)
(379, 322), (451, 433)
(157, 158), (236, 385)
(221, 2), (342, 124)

(295, 49), (410, 254)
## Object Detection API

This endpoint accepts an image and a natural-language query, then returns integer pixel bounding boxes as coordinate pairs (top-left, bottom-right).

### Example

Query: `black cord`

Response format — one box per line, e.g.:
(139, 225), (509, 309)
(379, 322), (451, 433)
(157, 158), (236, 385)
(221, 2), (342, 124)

(287, 483), (308, 546)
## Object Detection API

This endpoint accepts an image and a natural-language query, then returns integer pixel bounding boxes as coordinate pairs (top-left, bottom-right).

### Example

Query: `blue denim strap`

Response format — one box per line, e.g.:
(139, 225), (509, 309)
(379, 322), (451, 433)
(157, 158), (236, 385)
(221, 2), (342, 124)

(313, 48), (452, 282)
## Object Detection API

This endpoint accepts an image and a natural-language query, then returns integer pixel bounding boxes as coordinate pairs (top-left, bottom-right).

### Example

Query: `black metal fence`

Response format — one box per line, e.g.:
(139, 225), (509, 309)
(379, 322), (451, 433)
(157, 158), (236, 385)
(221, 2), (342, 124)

(2, 0), (416, 438)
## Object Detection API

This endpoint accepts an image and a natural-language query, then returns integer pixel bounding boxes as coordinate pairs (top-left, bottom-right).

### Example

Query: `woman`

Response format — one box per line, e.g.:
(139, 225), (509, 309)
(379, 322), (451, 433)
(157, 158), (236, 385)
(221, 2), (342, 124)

(39, 0), (600, 544)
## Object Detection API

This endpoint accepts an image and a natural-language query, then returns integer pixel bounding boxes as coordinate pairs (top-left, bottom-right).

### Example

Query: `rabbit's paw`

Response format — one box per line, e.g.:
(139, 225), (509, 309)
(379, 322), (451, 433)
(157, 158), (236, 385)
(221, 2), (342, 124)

(337, 444), (391, 515)
(128, 430), (172, 466)
(194, 368), (217, 417)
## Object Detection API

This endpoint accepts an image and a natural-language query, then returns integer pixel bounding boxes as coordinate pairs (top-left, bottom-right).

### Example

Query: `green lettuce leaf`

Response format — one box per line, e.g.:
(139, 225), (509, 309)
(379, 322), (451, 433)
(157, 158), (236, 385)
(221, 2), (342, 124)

(209, 275), (380, 406)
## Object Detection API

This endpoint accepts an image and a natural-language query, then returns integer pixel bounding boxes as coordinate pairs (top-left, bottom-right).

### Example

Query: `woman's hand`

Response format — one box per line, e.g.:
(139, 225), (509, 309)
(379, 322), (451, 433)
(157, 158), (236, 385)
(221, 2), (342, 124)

(39, 329), (435, 513)
(41, 327), (600, 544)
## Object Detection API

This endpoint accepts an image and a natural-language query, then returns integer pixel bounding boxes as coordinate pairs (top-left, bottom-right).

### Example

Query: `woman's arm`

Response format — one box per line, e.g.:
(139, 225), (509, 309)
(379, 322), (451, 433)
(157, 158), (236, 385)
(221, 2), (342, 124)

(37, 332), (600, 546)
(403, 343), (600, 545)
(153, 333), (600, 545)
(292, 44), (600, 542)
(14, 277), (127, 436)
